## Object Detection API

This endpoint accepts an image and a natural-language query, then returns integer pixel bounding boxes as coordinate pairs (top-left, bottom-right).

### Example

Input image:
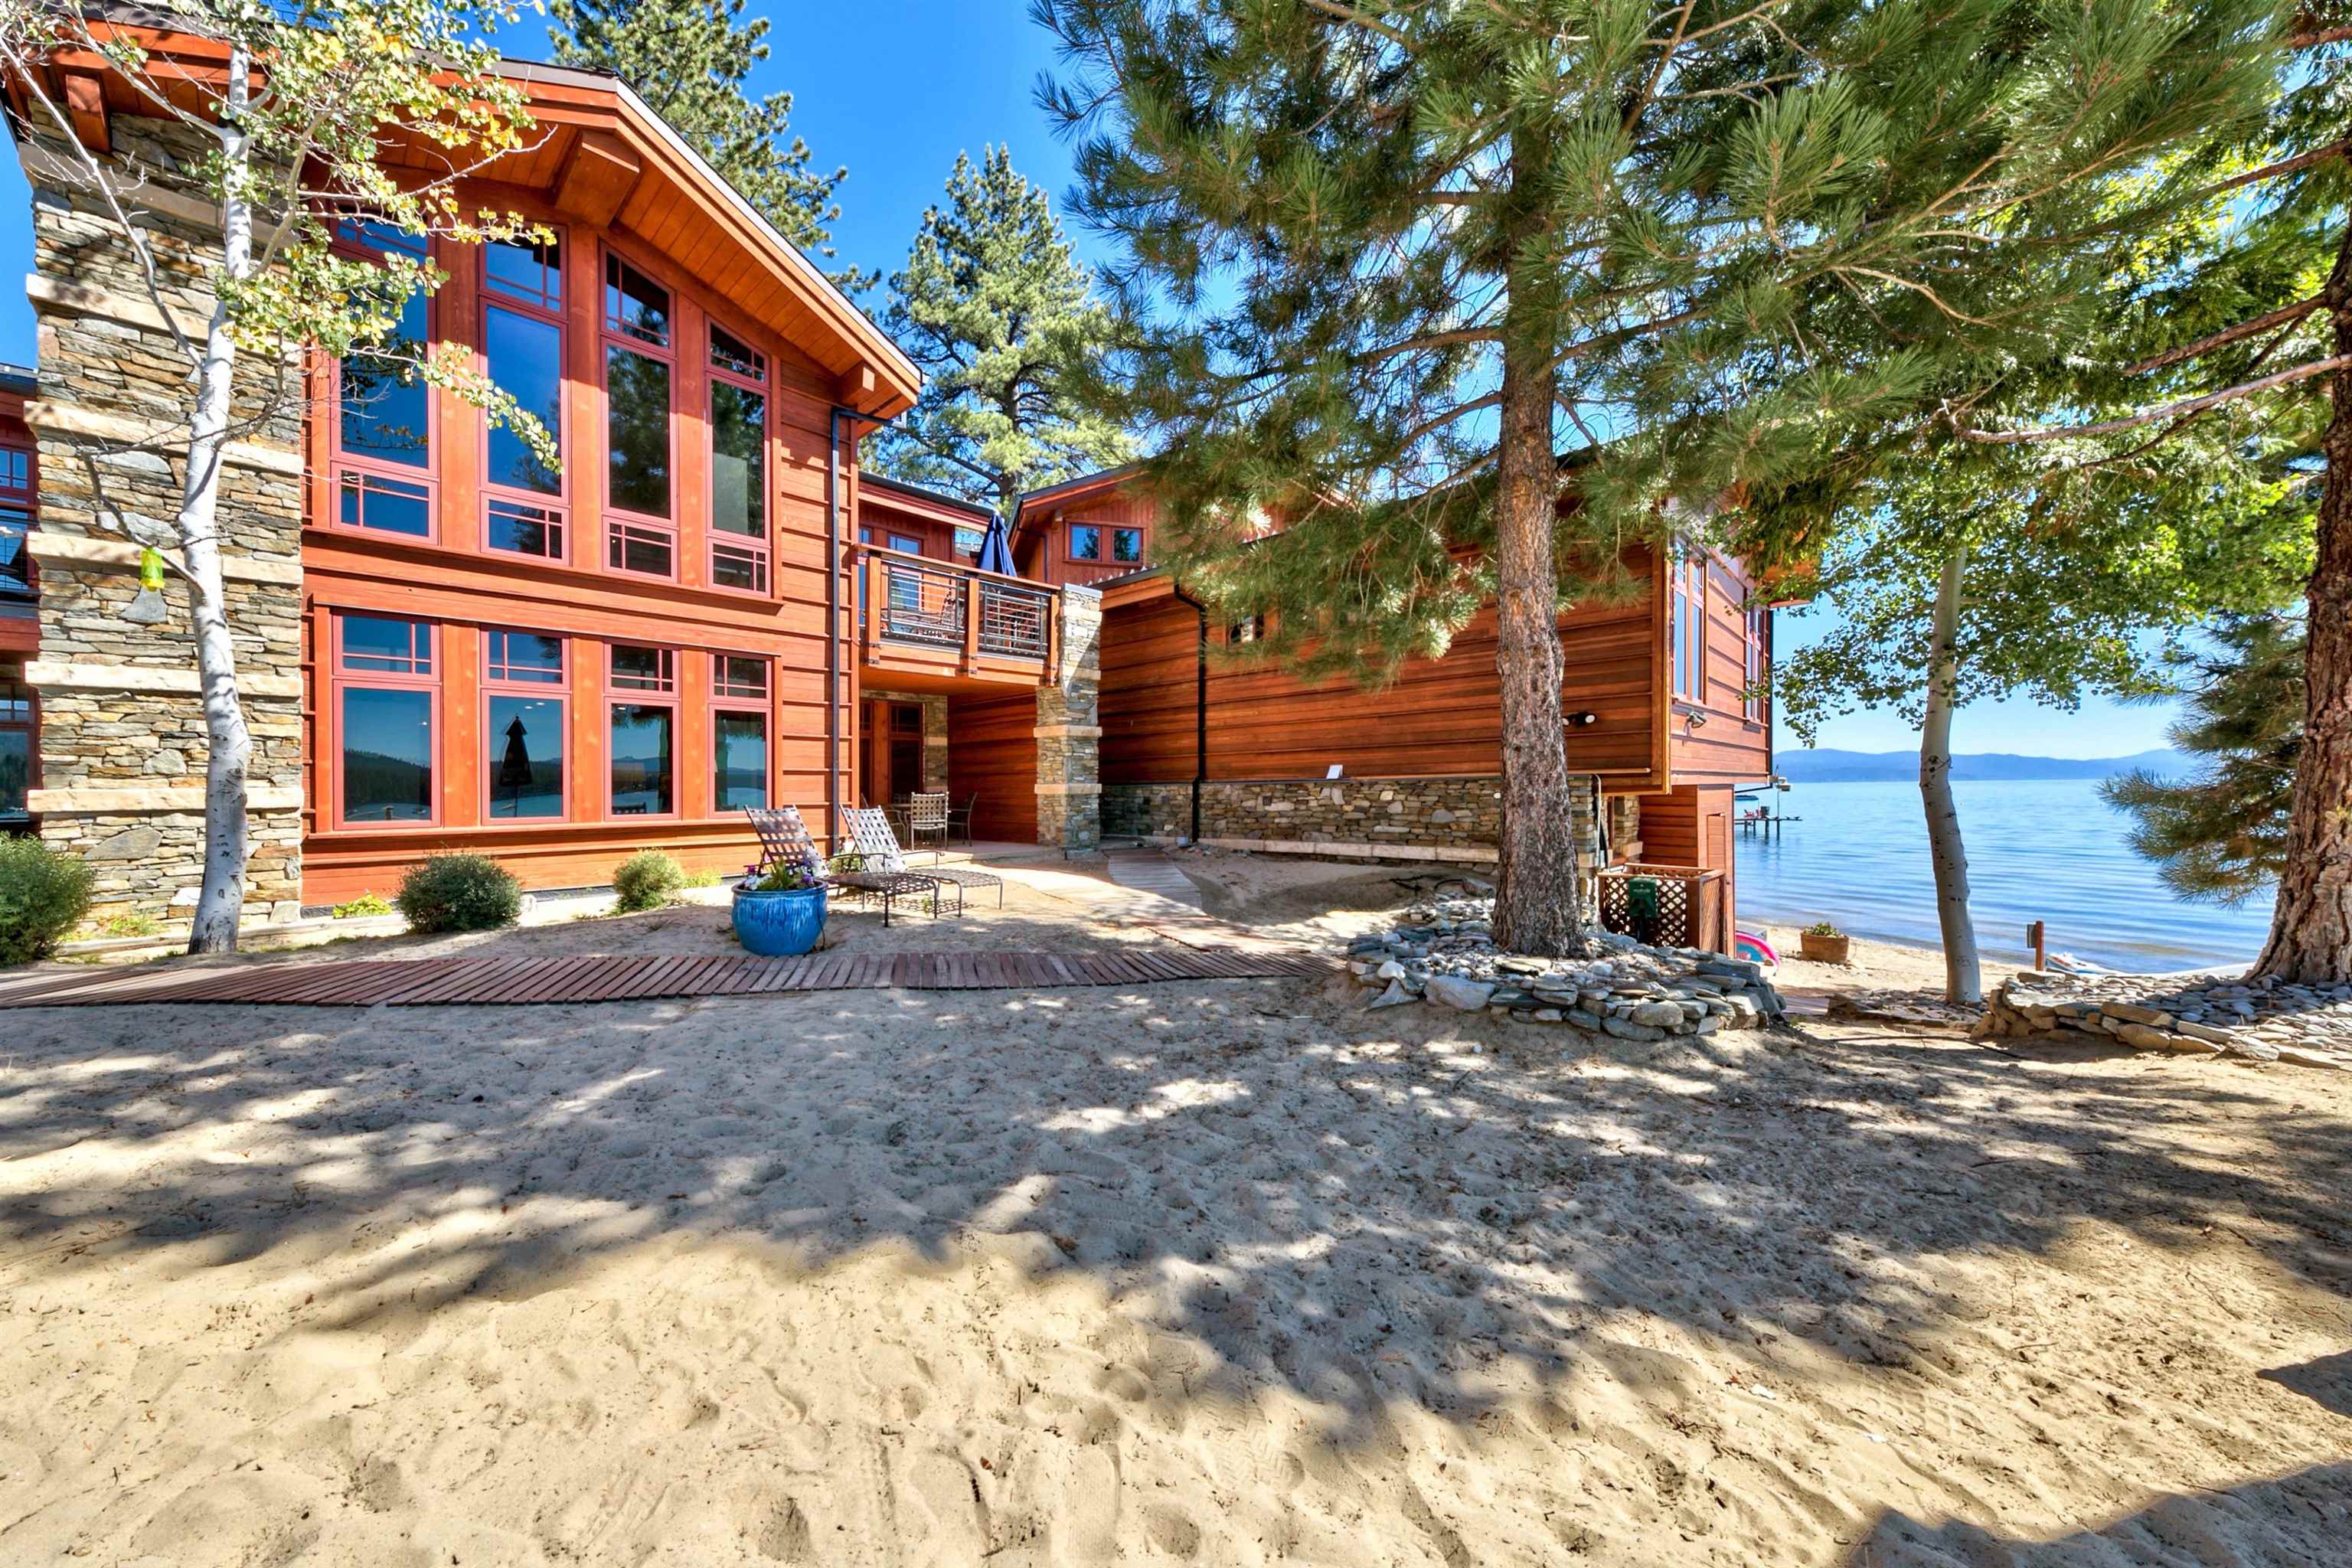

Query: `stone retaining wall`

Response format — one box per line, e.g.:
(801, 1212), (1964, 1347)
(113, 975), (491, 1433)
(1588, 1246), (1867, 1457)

(1978, 971), (2352, 1070)
(20, 116), (306, 929)
(1102, 773), (1613, 867)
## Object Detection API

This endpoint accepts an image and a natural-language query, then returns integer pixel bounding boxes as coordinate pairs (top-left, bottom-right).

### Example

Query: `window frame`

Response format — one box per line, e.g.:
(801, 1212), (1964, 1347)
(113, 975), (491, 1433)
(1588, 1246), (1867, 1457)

(479, 229), (570, 564)
(0, 440), (34, 596)
(327, 226), (439, 542)
(0, 672), (37, 821)
(1067, 523), (1102, 563)
(705, 319), (772, 597)
(1669, 548), (1706, 703)
(606, 640), (680, 820)
(599, 243), (679, 582)
(1110, 526), (1145, 566)
(1743, 604), (1767, 722)
(482, 629), (570, 824)
(328, 611), (441, 831)
(708, 653), (773, 814)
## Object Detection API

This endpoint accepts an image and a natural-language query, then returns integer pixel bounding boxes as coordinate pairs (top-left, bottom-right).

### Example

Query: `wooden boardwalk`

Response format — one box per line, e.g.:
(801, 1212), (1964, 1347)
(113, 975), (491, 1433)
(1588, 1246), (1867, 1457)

(0, 946), (1330, 1011)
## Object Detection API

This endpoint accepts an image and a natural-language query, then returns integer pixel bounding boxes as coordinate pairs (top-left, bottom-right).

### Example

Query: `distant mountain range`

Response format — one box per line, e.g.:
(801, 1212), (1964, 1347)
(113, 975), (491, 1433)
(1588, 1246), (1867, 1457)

(1775, 747), (2189, 783)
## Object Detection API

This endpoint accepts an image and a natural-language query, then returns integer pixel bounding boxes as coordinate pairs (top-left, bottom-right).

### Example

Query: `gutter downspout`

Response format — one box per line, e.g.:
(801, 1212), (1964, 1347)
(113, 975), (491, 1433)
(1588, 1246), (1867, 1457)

(1168, 578), (1208, 845)
(828, 404), (893, 850)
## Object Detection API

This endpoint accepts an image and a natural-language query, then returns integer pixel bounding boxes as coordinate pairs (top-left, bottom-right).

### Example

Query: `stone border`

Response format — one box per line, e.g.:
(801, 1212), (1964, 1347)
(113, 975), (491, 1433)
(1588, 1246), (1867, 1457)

(1978, 973), (2352, 1069)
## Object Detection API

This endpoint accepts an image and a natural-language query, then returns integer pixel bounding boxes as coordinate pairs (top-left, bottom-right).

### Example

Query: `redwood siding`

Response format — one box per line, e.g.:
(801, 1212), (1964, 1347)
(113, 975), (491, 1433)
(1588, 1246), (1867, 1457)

(1667, 552), (1773, 788)
(1097, 579), (1662, 787)
(948, 691), (1038, 843)
(1631, 782), (1738, 952)
(1020, 488), (1156, 587)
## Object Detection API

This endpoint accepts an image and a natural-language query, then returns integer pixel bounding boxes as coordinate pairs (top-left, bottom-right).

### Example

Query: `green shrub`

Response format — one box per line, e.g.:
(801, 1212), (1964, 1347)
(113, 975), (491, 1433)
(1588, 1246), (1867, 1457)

(0, 839), (94, 964)
(99, 910), (162, 940)
(396, 854), (521, 934)
(332, 892), (394, 920)
(612, 850), (687, 912)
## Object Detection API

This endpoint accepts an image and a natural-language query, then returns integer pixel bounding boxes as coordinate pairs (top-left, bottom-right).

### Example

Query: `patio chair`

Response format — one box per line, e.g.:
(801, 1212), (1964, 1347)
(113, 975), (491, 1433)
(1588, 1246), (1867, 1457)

(842, 806), (1004, 910)
(946, 792), (980, 845)
(906, 791), (951, 851)
(746, 805), (946, 927)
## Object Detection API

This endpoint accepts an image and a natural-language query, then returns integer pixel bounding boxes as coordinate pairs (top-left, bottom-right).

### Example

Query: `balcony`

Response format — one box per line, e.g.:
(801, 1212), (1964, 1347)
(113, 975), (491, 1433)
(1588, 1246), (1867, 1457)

(857, 546), (1059, 687)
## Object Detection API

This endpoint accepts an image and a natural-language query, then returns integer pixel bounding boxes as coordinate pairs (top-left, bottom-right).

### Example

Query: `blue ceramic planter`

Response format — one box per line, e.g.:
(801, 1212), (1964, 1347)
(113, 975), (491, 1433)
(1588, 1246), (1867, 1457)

(733, 881), (826, 957)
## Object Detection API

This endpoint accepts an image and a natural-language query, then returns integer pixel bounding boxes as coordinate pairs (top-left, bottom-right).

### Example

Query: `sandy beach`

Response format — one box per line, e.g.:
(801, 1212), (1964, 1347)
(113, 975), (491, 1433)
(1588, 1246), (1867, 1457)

(2, 851), (2346, 1564)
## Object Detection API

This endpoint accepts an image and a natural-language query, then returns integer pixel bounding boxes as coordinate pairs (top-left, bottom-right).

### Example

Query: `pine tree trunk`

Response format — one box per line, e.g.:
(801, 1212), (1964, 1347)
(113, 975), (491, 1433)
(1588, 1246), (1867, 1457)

(1919, 545), (1981, 1004)
(2255, 218), (2352, 983)
(1488, 133), (1586, 959)
(183, 48), (256, 956)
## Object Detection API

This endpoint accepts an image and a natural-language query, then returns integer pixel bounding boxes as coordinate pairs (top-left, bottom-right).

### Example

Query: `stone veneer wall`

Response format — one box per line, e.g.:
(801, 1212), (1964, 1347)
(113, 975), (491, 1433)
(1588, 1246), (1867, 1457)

(19, 118), (306, 928)
(1102, 774), (1610, 869)
(1034, 584), (1101, 852)
(861, 688), (949, 793)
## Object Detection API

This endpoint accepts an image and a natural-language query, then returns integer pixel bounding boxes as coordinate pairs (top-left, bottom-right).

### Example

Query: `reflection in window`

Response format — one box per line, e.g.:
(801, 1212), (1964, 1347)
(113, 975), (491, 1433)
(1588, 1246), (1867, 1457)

(609, 644), (675, 691)
(485, 498), (564, 560)
(714, 655), (768, 698)
(609, 704), (674, 815)
(485, 305), (563, 495)
(338, 471), (431, 537)
(603, 254), (671, 347)
(1112, 528), (1143, 564)
(710, 379), (765, 538)
(713, 710), (768, 810)
(488, 694), (564, 818)
(485, 235), (562, 312)
(341, 615), (433, 675)
(485, 629), (564, 684)
(1069, 524), (1101, 560)
(953, 526), (985, 557)
(710, 324), (765, 381)
(339, 291), (431, 469)
(0, 675), (31, 818)
(609, 520), (674, 577)
(341, 686), (433, 823)
(606, 345), (671, 520)
(0, 505), (31, 590)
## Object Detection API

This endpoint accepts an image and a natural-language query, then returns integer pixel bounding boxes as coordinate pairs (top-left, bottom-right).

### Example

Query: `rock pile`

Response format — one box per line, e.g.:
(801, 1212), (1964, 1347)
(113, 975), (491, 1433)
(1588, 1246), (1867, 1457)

(1342, 895), (1785, 1038)
(1978, 970), (2352, 1070)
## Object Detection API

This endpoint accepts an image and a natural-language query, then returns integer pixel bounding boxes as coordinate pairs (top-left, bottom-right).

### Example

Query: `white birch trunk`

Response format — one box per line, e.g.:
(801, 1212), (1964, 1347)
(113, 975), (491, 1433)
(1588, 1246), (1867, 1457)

(181, 44), (256, 955)
(1919, 546), (1981, 1004)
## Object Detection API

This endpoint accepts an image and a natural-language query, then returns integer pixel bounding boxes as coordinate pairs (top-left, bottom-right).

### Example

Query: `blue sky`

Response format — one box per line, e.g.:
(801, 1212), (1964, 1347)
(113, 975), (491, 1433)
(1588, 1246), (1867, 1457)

(0, 0), (2182, 760)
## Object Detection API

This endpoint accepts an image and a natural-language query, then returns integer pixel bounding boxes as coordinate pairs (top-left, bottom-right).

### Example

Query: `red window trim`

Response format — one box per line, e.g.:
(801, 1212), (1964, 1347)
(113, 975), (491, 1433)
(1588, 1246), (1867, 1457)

(1065, 522), (1104, 564)
(479, 227), (570, 564)
(708, 651), (773, 815)
(706, 319), (772, 599)
(328, 610), (441, 832)
(327, 228), (440, 543)
(599, 241), (679, 583)
(1743, 605), (1767, 722)
(606, 639), (681, 821)
(482, 628), (570, 824)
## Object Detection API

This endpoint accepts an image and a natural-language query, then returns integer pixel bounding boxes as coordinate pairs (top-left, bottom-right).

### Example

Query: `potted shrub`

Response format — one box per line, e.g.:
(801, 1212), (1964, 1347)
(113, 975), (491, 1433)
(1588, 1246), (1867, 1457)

(733, 856), (828, 957)
(1798, 920), (1851, 964)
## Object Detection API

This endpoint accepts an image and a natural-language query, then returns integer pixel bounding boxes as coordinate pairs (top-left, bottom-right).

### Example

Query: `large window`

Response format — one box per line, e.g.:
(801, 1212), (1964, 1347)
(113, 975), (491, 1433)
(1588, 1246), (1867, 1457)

(603, 250), (675, 577)
(608, 642), (675, 816)
(335, 613), (436, 827)
(1670, 550), (1704, 701)
(711, 655), (769, 812)
(482, 233), (566, 560)
(708, 323), (769, 593)
(485, 630), (566, 819)
(333, 227), (434, 538)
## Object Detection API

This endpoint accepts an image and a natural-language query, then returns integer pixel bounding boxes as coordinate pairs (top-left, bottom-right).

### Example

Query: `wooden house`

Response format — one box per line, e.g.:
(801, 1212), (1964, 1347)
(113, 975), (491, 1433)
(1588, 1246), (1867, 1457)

(5, 28), (1101, 931)
(1020, 471), (1778, 949)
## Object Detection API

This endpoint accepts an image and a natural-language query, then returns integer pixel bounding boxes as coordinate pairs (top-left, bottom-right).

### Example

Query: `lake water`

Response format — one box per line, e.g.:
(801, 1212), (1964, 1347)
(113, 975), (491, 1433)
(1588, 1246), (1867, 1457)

(1732, 779), (2276, 972)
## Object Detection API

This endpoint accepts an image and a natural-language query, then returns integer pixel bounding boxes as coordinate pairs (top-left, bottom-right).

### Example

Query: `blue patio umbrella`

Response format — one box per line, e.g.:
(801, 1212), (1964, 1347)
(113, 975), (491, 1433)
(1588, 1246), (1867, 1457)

(974, 513), (1017, 577)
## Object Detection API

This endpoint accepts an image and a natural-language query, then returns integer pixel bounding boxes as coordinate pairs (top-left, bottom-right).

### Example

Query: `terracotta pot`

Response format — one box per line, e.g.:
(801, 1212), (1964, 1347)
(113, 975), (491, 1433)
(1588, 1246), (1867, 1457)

(1799, 930), (1850, 965)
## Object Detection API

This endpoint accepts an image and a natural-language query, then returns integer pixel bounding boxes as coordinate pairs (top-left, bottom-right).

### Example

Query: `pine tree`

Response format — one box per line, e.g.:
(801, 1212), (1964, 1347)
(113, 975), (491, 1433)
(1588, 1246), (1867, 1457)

(2105, 617), (2305, 905)
(549, 0), (867, 289)
(867, 149), (1132, 519)
(1035, 0), (2280, 958)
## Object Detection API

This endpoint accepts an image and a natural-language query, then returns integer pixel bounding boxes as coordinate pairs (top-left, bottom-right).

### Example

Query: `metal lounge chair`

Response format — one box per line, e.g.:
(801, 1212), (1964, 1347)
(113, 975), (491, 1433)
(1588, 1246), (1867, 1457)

(906, 790), (951, 851)
(946, 792), (980, 845)
(841, 806), (1004, 910)
(746, 805), (945, 927)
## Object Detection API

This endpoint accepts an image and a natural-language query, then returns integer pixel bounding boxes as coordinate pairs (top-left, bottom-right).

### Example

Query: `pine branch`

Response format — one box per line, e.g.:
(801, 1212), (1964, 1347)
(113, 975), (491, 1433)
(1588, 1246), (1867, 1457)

(1955, 355), (2352, 446)
(2124, 296), (2324, 377)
